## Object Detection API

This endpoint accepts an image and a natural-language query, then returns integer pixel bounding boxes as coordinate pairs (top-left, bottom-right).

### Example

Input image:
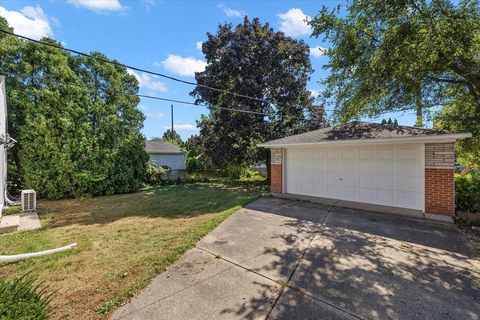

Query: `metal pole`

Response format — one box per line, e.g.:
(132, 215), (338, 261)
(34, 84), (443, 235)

(171, 104), (174, 135)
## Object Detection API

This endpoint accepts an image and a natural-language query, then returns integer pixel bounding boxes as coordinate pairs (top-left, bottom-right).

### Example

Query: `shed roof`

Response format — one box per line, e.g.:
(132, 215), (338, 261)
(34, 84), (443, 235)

(258, 121), (471, 147)
(145, 141), (184, 154)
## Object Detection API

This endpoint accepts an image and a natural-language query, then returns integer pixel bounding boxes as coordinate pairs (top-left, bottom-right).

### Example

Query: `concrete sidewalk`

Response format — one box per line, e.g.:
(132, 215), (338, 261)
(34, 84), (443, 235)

(0, 211), (41, 234)
(112, 198), (480, 320)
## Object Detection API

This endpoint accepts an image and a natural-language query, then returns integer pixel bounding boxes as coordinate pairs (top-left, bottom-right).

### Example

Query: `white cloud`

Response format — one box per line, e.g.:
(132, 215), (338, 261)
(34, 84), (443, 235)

(278, 8), (311, 37)
(164, 124), (197, 131)
(139, 105), (164, 119)
(310, 46), (327, 58)
(159, 55), (207, 77)
(145, 112), (164, 119)
(217, 4), (245, 18)
(196, 41), (203, 51)
(309, 89), (320, 98)
(127, 69), (167, 92)
(67, 0), (125, 12)
(0, 5), (53, 40)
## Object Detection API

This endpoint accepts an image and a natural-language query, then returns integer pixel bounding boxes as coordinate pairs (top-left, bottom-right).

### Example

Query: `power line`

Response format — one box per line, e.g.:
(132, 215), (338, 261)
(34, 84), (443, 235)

(0, 29), (425, 122)
(0, 29), (269, 103)
(1, 73), (273, 116)
(136, 94), (270, 115)
(1, 72), (424, 121)
(0, 29), (338, 118)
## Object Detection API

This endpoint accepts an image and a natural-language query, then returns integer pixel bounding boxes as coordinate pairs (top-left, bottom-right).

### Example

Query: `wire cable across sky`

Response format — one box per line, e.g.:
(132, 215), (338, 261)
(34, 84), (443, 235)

(0, 29), (269, 103)
(136, 94), (270, 115)
(0, 28), (413, 122)
(1, 72), (275, 116)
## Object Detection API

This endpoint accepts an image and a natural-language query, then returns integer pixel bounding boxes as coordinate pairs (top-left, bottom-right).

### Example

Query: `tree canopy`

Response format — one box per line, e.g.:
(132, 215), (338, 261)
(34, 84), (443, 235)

(150, 130), (183, 147)
(191, 17), (326, 167)
(0, 18), (148, 199)
(309, 0), (480, 127)
(161, 129), (183, 147)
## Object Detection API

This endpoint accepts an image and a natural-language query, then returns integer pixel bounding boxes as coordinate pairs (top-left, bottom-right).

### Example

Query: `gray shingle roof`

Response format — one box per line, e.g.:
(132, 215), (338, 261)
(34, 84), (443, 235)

(260, 121), (451, 146)
(145, 141), (184, 154)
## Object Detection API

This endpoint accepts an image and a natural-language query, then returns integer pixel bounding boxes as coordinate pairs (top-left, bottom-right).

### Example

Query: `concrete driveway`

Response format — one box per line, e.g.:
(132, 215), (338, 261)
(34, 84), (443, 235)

(112, 198), (480, 320)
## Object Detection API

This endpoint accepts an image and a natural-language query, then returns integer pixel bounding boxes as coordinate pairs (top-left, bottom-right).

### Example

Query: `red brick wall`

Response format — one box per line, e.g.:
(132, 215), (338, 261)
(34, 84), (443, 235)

(271, 164), (282, 193)
(425, 168), (455, 215)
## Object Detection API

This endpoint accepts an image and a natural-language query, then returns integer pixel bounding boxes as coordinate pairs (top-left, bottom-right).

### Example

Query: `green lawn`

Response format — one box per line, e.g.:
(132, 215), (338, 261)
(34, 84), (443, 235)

(0, 183), (263, 319)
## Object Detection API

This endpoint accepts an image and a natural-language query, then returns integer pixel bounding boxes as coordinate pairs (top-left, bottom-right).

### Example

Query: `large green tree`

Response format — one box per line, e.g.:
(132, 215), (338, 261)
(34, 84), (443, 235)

(162, 129), (183, 147)
(0, 18), (148, 199)
(435, 93), (480, 168)
(191, 17), (326, 167)
(73, 53), (148, 196)
(150, 130), (183, 147)
(309, 0), (480, 127)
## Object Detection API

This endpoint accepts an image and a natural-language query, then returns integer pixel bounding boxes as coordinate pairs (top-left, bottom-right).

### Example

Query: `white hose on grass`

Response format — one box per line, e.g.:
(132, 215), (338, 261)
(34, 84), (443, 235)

(0, 243), (77, 263)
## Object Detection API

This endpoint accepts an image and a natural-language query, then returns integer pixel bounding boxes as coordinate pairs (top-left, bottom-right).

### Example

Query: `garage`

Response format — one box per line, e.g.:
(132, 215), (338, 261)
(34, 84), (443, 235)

(259, 121), (472, 218)
(285, 144), (424, 210)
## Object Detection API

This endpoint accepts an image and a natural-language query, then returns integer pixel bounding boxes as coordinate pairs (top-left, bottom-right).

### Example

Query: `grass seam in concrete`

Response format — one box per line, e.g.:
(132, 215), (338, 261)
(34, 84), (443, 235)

(195, 246), (287, 285)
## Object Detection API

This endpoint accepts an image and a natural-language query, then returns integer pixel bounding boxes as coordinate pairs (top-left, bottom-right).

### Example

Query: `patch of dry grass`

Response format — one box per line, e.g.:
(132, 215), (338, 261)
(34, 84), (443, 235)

(0, 183), (262, 319)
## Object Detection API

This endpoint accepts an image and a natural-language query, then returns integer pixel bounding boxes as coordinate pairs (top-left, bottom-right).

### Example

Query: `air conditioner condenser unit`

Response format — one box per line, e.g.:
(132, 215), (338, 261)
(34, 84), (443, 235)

(21, 189), (36, 212)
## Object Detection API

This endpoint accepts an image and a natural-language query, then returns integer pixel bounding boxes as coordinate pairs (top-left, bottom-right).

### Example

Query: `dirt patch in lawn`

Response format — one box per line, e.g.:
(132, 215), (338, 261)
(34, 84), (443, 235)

(459, 224), (480, 257)
(455, 211), (480, 257)
(0, 183), (263, 319)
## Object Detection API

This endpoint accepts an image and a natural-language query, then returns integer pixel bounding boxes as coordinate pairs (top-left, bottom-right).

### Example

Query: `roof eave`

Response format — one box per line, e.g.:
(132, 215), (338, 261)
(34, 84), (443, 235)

(257, 132), (472, 148)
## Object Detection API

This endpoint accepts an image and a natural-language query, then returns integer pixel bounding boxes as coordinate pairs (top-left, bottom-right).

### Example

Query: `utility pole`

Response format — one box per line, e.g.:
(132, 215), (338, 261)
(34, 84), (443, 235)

(171, 104), (174, 135)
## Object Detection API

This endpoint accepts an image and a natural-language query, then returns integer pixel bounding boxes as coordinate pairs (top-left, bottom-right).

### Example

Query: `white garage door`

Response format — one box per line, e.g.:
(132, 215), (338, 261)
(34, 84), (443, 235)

(285, 144), (424, 210)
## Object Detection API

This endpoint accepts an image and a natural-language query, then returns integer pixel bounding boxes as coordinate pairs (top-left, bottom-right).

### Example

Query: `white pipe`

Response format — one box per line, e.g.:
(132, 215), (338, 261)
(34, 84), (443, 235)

(0, 243), (77, 263)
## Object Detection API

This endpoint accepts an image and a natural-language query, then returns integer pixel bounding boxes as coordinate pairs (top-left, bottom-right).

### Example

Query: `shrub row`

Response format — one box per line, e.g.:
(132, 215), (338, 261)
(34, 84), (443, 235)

(455, 172), (480, 213)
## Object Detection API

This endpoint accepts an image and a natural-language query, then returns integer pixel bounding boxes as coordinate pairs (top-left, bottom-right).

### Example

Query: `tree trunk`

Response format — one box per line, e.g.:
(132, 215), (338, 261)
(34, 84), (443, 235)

(415, 84), (423, 127)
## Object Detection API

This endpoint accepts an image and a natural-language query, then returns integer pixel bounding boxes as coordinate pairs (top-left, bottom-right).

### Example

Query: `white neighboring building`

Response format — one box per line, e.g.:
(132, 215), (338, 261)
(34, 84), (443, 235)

(145, 141), (186, 170)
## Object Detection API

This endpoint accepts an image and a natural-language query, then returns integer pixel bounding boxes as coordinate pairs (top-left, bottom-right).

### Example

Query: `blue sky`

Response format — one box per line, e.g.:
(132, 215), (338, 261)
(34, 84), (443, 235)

(0, 0), (419, 140)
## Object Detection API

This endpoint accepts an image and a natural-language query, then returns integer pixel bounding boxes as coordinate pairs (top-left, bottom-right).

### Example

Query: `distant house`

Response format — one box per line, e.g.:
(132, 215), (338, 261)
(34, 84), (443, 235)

(145, 141), (186, 170)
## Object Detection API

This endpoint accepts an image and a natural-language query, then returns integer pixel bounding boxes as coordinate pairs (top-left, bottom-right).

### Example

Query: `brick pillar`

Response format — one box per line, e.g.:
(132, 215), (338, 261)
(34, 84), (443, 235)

(270, 148), (283, 193)
(424, 143), (455, 216)
(425, 168), (455, 215)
